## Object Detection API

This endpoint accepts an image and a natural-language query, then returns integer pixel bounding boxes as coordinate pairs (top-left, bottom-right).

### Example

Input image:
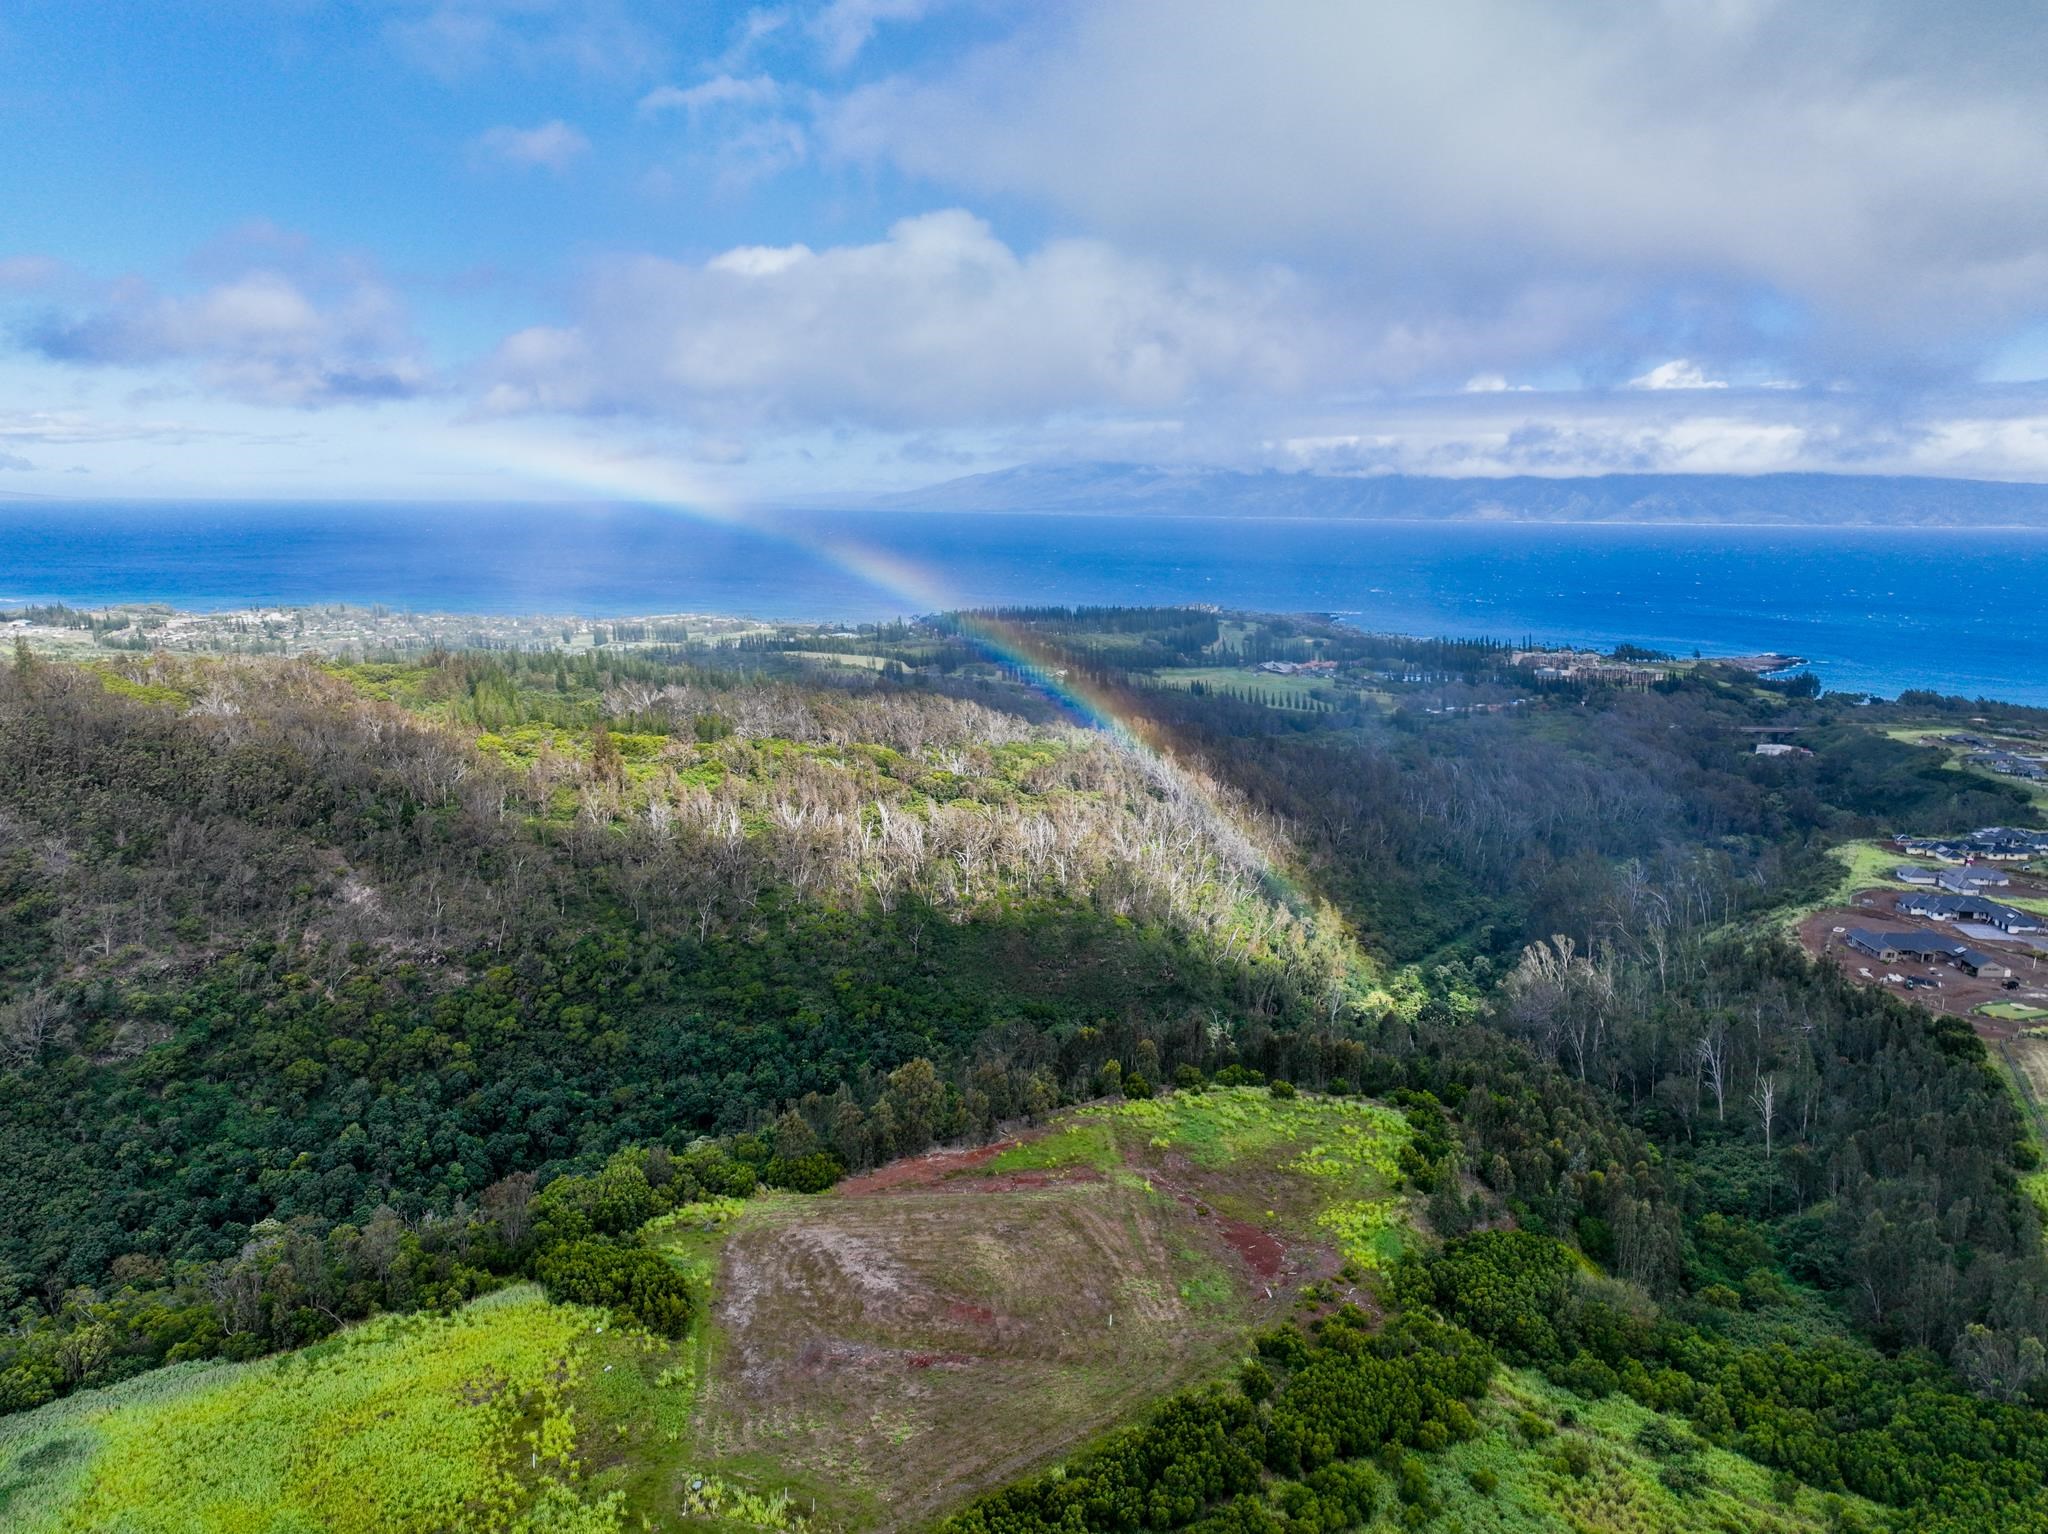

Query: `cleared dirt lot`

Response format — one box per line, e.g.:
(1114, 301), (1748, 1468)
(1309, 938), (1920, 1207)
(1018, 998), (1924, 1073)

(1800, 888), (2048, 1037)
(650, 1090), (1412, 1532)
(695, 1177), (1253, 1528)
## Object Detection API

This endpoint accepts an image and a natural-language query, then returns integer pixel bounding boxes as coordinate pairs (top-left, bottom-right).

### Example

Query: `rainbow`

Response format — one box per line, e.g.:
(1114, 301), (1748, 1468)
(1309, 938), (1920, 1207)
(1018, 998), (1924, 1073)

(434, 431), (1298, 897)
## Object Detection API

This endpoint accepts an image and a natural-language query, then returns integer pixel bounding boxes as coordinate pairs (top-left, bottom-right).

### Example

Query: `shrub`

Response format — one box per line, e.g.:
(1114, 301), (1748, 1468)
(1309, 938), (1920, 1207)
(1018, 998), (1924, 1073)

(763, 1152), (842, 1193)
(1268, 1080), (1298, 1100)
(533, 1239), (693, 1337)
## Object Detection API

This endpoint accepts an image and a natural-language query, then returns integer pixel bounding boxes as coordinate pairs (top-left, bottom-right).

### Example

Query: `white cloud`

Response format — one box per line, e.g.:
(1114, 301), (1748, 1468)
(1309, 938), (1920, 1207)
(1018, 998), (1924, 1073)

(824, 0), (2048, 368)
(1627, 360), (1729, 391)
(1462, 373), (1534, 393)
(639, 74), (781, 118)
(483, 210), (1337, 428)
(0, 451), (32, 470)
(0, 256), (64, 291)
(812, 0), (941, 69)
(22, 255), (428, 408)
(472, 120), (591, 172)
(384, 0), (665, 81)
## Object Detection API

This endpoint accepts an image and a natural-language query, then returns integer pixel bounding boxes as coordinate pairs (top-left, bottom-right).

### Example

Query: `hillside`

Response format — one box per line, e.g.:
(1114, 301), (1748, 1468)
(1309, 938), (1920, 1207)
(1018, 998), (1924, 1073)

(0, 1089), (1895, 1534)
(872, 462), (2048, 526)
(6, 613), (2048, 1530)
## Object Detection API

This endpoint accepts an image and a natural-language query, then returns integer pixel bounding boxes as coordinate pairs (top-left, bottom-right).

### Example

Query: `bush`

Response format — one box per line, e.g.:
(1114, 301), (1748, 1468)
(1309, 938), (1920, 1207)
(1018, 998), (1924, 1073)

(1173, 1064), (1206, 1091)
(1123, 1072), (1154, 1100)
(763, 1152), (842, 1193)
(533, 1239), (693, 1338)
(1659, 1463), (1707, 1496)
(1268, 1080), (1298, 1100)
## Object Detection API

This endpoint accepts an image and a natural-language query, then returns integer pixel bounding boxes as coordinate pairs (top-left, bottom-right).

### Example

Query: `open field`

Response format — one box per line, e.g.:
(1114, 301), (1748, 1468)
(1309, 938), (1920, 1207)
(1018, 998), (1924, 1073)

(1774, 838), (1910, 930)
(0, 1285), (618, 1534)
(1985, 1003), (2048, 1023)
(1144, 664), (1343, 706)
(1, 1090), (1412, 1534)
(654, 1087), (1414, 1531)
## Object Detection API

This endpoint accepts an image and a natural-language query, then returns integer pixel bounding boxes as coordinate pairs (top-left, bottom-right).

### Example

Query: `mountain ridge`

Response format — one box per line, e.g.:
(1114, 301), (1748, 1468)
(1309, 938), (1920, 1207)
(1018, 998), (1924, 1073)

(868, 461), (2048, 526)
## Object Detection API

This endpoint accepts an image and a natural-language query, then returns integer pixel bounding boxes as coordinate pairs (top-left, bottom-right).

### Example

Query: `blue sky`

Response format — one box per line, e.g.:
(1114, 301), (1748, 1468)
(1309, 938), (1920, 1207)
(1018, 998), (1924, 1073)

(4, 0), (2048, 501)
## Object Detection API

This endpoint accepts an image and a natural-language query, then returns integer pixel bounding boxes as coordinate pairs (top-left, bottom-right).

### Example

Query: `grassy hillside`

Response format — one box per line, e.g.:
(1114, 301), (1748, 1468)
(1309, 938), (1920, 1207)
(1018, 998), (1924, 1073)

(0, 1285), (615, 1533)
(0, 1087), (1418, 1532)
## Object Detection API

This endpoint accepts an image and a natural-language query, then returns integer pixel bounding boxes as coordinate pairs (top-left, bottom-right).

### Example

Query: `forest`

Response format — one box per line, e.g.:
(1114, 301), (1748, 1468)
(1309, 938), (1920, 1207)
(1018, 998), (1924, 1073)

(3, 608), (2048, 1529)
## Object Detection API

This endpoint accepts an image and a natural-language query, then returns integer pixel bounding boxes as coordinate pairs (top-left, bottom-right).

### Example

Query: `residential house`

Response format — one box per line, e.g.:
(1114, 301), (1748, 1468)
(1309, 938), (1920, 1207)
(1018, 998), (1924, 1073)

(1897, 892), (1988, 921)
(1936, 866), (2011, 893)
(1893, 866), (1941, 886)
(1888, 932), (1958, 964)
(1954, 948), (2015, 980)
(1901, 891), (2047, 933)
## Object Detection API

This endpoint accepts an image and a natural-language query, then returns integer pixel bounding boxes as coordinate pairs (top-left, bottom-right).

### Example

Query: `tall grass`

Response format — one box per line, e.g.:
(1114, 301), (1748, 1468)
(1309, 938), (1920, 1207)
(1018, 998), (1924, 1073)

(0, 1285), (622, 1534)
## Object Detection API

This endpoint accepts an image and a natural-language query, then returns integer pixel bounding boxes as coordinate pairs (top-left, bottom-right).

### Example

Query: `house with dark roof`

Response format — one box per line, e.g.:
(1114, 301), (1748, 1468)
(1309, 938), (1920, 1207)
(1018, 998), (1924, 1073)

(1986, 901), (2044, 934)
(1888, 932), (1958, 964)
(1895, 892), (2039, 928)
(1898, 892), (1985, 920)
(1936, 866), (2010, 892)
(1845, 928), (1899, 961)
(1894, 865), (1941, 886)
(1954, 948), (2014, 980)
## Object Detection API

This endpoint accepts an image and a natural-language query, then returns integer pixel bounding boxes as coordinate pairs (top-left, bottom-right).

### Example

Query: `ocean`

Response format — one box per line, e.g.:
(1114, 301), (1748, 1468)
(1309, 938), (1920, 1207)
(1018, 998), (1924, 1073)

(3, 500), (2046, 705)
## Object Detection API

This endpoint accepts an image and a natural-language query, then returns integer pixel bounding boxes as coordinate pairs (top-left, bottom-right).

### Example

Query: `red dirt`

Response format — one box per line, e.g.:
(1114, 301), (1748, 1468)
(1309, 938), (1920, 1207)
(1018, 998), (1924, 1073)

(1798, 898), (2048, 1041)
(954, 1168), (1104, 1194)
(906, 1351), (977, 1370)
(947, 1301), (997, 1325)
(834, 1136), (1108, 1198)
(835, 1141), (1013, 1195)
(1218, 1219), (1286, 1281)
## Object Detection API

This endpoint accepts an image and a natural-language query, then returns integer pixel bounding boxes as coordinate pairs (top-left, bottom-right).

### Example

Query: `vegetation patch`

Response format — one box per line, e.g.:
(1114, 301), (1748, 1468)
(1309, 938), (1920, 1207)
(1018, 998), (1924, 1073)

(1415, 1368), (1872, 1533)
(0, 1285), (618, 1533)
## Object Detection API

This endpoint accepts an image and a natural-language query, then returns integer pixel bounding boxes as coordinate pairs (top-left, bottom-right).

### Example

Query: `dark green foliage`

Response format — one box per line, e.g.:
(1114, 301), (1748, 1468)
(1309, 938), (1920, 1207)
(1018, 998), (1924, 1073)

(1419, 1231), (1580, 1363)
(762, 1152), (842, 1192)
(1420, 1231), (2048, 1531)
(533, 1238), (692, 1337)
(940, 1310), (1489, 1534)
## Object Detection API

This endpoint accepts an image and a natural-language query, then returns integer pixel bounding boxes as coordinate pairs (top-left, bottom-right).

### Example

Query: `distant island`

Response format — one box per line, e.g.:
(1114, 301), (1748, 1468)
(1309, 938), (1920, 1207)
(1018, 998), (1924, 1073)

(870, 462), (2048, 527)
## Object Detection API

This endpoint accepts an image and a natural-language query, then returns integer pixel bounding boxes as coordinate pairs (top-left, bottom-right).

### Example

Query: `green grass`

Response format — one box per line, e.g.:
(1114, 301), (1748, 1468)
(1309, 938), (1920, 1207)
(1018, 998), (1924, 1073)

(1775, 836), (1922, 931)
(1880, 724), (2048, 814)
(0, 1285), (624, 1534)
(996, 1088), (1415, 1269)
(1984, 1002), (2048, 1022)
(1146, 665), (1336, 706)
(1393, 1369), (1874, 1533)
(0, 1097), (1411, 1533)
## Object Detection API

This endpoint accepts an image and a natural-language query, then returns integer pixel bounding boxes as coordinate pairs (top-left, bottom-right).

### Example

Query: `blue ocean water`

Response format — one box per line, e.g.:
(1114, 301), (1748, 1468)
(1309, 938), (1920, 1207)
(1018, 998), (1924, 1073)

(2, 500), (2045, 704)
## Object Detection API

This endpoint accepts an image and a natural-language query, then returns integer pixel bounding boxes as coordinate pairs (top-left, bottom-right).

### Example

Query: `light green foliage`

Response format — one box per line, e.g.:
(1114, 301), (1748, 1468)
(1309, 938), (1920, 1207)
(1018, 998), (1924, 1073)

(674, 1471), (816, 1533)
(1084, 1086), (1409, 1170)
(0, 1286), (621, 1534)
(984, 1119), (1121, 1174)
(1776, 836), (1914, 929)
(993, 1088), (1415, 1268)
(1403, 1370), (1873, 1533)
